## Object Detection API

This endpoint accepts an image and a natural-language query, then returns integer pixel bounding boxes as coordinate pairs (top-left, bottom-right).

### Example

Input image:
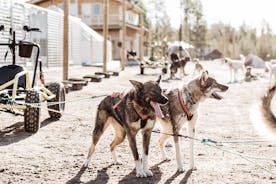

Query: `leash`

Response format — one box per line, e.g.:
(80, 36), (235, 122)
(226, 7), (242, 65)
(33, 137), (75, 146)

(152, 130), (201, 142)
(152, 130), (276, 175)
(0, 94), (108, 107)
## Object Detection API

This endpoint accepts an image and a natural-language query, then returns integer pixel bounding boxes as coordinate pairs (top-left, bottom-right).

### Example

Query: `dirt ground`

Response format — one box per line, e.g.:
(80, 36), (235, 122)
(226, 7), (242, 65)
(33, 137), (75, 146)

(0, 61), (276, 184)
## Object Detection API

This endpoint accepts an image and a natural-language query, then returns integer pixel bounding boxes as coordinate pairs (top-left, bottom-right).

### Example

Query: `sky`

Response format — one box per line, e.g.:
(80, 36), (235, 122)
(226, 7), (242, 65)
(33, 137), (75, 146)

(143, 0), (276, 33)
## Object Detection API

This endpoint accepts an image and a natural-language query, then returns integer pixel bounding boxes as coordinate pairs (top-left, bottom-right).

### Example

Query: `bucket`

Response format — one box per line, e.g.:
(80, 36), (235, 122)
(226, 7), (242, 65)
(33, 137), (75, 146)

(19, 41), (33, 58)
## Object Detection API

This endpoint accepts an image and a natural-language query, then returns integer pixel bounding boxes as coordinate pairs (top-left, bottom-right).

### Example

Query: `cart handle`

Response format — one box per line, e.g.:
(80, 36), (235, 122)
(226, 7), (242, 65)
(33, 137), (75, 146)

(23, 25), (41, 32)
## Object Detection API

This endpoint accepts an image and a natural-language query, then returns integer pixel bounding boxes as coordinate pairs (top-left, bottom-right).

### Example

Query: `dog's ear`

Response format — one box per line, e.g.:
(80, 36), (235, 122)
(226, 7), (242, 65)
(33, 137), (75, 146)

(129, 80), (143, 90)
(156, 75), (162, 84)
(200, 71), (209, 86)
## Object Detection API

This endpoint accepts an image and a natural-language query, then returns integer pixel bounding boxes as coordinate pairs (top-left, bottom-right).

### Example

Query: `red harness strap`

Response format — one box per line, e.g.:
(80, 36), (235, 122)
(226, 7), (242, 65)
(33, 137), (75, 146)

(112, 92), (124, 109)
(178, 89), (193, 120)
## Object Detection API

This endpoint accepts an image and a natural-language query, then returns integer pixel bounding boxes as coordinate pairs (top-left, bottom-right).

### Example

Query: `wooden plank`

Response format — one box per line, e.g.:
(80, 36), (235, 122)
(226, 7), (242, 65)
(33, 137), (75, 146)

(62, 80), (83, 91)
(107, 71), (119, 76)
(83, 75), (104, 82)
(68, 78), (89, 86)
(95, 72), (110, 78)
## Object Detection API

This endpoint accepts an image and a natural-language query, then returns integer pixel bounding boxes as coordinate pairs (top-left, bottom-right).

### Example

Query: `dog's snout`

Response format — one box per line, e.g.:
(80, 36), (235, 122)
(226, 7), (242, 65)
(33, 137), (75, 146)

(221, 85), (229, 91)
(160, 95), (169, 105)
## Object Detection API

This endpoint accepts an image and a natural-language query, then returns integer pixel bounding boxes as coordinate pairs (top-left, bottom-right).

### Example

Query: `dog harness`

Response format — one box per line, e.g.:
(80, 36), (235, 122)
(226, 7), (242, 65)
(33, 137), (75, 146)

(178, 89), (195, 121)
(111, 92), (124, 109)
(111, 92), (151, 128)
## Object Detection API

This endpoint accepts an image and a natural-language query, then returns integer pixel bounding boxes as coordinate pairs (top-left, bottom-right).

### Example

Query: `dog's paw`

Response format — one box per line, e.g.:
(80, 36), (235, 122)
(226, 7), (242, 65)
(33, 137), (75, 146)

(162, 156), (171, 161)
(177, 166), (185, 173)
(143, 169), (153, 177)
(113, 160), (123, 165)
(165, 142), (173, 148)
(189, 166), (197, 171)
(136, 170), (147, 178)
(83, 158), (91, 167)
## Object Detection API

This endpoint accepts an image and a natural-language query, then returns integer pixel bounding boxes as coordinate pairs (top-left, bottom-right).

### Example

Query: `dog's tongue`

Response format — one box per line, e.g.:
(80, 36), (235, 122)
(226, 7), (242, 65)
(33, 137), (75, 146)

(212, 92), (222, 100)
(150, 101), (164, 119)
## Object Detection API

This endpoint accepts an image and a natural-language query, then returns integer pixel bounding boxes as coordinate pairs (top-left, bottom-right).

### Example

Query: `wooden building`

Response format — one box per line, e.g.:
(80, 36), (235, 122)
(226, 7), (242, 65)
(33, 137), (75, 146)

(29, 0), (149, 61)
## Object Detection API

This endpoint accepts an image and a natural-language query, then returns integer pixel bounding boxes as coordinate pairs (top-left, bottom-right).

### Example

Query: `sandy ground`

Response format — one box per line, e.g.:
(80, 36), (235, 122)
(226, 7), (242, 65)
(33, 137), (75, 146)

(0, 61), (276, 184)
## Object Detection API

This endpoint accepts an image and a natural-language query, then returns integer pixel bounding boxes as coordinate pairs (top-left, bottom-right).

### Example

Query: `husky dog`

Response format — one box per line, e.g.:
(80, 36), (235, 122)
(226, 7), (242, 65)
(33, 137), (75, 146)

(265, 61), (276, 86)
(193, 58), (204, 75)
(223, 57), (246, 83)
(169, 54), (191, 79)
(245, 66), (258, 82)
(84, 76), (168, 177)
(157, 71), (228, 171)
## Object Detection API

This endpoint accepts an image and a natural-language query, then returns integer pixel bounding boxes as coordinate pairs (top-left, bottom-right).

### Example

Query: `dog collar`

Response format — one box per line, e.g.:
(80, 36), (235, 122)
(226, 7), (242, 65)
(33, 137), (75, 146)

(178, 89), (193, 121)
(184, 89), (195, 105)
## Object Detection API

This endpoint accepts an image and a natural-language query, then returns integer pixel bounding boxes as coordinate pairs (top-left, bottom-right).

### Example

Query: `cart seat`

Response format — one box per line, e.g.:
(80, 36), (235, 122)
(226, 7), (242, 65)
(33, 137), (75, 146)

(0, 65), (26, 89)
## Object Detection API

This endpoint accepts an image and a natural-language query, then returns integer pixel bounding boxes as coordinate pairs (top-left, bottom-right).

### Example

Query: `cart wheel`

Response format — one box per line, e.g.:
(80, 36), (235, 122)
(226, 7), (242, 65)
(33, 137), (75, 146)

(47, 82), (66, 119)
(24, 90), (41, 133)
(140, 64), (144, 75)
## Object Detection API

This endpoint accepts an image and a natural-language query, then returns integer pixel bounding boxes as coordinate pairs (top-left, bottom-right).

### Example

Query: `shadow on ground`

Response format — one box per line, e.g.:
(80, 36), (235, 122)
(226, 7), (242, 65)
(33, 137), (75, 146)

(0, 117), (58, 146)
(118, 160), (168, 184)
(66, 164), (113, 184)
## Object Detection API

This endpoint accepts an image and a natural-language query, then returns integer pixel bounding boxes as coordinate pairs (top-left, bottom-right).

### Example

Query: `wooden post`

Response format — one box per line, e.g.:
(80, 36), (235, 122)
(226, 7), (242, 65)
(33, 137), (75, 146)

(121, 0), (126, 70)
(103, 0), (108, 72)
(139, 12), (144, 62)
(63, 0), (69, 80)
(148, 25), (152, 57)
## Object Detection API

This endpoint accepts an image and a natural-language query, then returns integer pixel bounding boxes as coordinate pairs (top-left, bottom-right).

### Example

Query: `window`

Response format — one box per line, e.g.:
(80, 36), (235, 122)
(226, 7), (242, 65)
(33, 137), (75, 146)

(82, 3), (92, 16)
(93, 3), (102, 15)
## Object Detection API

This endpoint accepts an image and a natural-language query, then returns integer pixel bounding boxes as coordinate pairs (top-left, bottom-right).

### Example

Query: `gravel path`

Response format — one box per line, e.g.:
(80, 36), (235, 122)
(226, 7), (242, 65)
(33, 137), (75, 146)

(0, 61), (275, 184)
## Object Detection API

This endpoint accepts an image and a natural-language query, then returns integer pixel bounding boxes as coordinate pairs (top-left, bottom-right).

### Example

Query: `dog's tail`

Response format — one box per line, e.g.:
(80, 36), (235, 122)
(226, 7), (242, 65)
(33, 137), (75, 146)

(250, 85), (276, 140)
(261, 85), (276, 132)
(239, 54), (245, 62)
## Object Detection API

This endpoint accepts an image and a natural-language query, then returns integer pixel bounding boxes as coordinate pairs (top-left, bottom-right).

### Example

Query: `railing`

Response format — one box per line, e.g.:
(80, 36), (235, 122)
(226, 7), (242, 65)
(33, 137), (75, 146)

(91, 14), (120, 26)
(88, 13), (139, 27)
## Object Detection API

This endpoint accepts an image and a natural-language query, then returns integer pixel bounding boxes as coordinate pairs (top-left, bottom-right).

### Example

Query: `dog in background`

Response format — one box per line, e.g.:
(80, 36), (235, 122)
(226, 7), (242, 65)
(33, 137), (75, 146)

(84, 76), (168, 177)
(223, 56), (246, 83)
(157, 71), (229, 171)
(169, 53), (191, 79)
(245, 66), (258, 82)
(265, 61), (276, 86)
(193, 58), (204, 75)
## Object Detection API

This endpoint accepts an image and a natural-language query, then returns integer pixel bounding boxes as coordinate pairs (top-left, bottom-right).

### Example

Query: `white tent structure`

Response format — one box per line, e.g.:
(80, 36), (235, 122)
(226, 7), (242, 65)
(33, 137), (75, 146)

(167, 41), (194, 50)
(80, 22), (112, 65)
(244, 54), (265, 68)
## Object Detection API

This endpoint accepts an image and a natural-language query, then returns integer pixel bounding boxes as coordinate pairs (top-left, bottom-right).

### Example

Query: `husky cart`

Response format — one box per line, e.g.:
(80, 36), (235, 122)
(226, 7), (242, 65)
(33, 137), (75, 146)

(0, 25), (66, 133)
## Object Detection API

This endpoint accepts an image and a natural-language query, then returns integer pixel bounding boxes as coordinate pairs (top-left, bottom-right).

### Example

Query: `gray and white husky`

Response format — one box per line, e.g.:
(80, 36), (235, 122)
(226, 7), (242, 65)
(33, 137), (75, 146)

(158, 71), (229, 171)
